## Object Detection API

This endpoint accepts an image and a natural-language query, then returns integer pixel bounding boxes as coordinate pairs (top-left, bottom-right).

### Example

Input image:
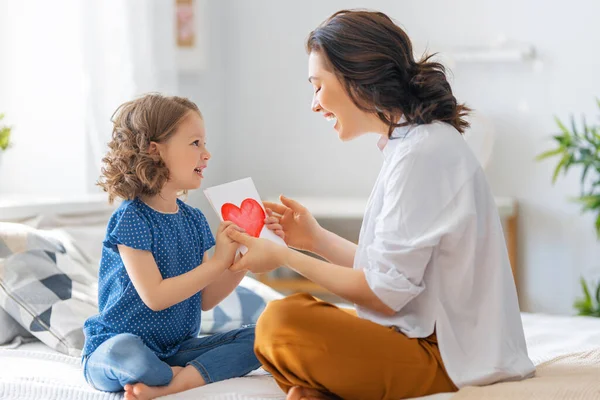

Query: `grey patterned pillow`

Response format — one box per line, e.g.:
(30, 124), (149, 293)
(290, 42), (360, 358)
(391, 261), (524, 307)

(0, 223), (98, 356)
(200, 276), (283, 333)
(0, 306), (32, 345)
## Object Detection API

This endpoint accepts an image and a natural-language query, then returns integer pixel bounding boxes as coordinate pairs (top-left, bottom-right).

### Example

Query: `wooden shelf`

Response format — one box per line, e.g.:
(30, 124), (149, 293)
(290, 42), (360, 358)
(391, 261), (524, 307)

(265, 196), (516, 219)
(261, 196), (520, 296)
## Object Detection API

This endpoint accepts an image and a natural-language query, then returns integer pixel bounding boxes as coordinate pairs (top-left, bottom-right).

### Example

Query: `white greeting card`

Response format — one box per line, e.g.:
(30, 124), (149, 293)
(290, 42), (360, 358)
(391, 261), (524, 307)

(203, 177), (287, 254)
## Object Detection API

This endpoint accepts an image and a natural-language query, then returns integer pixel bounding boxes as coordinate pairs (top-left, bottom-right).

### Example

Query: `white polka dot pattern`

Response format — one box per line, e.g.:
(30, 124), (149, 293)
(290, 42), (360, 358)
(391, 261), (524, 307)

(82, 198), (215, 358)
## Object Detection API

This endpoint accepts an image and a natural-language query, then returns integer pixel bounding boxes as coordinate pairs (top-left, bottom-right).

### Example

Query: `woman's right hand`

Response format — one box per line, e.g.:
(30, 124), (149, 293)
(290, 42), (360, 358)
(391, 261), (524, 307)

(263, 195), (322, 252)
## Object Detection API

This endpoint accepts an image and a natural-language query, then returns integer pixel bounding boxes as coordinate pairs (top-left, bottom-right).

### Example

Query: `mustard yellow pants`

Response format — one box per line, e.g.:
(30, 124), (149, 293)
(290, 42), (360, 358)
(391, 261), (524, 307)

(254, 293), (458, 400)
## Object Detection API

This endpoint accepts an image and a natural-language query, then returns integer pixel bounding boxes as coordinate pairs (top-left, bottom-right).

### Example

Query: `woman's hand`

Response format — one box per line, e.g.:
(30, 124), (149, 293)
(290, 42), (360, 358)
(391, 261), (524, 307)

(226, 230), (286, 274)
(213, 221), (244, 267)
(263, 195), (322, 252)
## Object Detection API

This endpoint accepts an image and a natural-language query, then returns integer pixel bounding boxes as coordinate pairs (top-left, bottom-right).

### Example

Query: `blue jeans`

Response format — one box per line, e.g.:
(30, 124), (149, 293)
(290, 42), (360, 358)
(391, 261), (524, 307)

(83, 327), (260, 392)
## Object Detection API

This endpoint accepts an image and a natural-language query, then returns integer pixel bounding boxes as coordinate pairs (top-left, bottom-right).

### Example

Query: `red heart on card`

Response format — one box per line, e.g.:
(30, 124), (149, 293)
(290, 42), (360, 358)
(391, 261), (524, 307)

(221, 198), (266, 238)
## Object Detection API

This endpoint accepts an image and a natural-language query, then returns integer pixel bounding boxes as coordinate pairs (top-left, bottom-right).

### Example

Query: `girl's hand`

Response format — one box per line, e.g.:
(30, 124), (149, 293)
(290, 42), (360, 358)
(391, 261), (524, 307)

(226, 230), (286, 274)
(263, 195), (322, 252)
(213, 221), (244, 267)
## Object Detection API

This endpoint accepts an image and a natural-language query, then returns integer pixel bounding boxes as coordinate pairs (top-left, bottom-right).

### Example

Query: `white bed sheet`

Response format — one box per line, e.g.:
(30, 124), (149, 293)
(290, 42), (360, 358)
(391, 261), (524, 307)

(2, 312), (600, 400)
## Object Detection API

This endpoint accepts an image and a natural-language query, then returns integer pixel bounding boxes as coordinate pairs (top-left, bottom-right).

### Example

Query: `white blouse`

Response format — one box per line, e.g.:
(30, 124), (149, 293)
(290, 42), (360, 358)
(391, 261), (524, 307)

(354, 122), (535, 388)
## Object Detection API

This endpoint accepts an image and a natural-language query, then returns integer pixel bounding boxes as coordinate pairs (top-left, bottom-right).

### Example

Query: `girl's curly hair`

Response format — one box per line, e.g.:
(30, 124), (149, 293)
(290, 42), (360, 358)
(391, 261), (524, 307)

(98, 93), (202, 203)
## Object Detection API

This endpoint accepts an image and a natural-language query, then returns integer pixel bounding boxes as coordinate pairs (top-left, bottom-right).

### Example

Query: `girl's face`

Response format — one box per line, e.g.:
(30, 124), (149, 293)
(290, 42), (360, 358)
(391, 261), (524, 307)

(308, 51), (387, 140)
(152, 112), (210, 192)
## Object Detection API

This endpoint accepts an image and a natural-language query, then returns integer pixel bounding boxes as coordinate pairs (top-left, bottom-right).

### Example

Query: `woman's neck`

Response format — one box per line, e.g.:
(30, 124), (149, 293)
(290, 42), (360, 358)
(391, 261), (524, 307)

(141, 189), (179, 213)
(366, 111), (399, 137)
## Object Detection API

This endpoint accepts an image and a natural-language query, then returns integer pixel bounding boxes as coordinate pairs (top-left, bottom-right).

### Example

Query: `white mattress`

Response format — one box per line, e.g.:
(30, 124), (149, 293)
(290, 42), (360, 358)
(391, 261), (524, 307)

(2, 312), (600, 400)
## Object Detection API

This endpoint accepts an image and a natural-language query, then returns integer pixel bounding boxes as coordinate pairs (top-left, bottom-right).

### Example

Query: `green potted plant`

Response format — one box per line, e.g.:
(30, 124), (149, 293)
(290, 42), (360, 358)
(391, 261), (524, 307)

(536, 99), (600, 316)
(0, 113), (11, 152)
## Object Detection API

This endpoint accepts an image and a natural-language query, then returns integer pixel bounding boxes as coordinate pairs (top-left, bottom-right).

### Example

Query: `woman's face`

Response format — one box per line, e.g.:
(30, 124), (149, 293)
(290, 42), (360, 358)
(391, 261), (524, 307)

(308, 51), (385, 140)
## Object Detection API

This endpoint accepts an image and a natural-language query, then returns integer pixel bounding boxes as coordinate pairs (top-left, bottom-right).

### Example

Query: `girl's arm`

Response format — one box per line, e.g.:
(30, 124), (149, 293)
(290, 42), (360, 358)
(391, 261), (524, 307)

(119, 245), (230, 311)
(200, 252), (246, 311)
(118, 222), (241, 312)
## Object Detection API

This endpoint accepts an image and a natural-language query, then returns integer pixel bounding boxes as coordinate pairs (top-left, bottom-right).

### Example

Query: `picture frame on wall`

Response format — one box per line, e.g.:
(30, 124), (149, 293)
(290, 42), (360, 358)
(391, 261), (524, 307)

(176, 0), (195, 48)
(176, 0), (208, 72)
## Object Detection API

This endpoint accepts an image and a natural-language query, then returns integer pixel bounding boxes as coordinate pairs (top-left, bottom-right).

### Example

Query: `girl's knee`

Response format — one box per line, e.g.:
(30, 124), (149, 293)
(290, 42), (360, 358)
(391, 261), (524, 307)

(104, 333), (145, 360)
(86, 333), (171, 388)
(236, 325), (256, 342)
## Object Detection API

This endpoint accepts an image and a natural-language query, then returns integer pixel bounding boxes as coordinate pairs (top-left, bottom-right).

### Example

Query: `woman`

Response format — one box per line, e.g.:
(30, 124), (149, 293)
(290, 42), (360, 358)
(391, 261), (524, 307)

(227, 9), (535, 400)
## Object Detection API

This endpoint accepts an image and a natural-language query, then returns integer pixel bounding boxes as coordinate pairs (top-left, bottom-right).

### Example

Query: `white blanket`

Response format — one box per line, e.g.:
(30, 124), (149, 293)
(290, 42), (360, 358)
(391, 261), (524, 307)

(2, 313), (600, 400)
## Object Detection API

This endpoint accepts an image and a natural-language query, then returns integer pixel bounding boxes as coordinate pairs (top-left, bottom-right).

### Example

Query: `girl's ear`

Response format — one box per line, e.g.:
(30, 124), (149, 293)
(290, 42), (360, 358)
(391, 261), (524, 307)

(149, 141), (160, 155)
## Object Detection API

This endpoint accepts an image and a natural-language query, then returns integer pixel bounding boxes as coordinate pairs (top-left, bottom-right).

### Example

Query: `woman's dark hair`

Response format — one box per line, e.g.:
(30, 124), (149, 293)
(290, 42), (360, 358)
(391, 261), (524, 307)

(306, 9), (471, 136)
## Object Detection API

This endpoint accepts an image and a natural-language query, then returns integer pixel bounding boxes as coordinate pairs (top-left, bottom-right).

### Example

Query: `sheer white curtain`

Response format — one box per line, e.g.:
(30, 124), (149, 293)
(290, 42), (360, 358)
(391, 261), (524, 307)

(0, 0), (178, 196)
(82, 0), (179, 177)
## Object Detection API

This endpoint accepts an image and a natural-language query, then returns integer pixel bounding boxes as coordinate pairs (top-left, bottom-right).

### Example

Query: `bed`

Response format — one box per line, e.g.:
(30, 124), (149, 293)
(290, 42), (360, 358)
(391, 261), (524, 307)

(3, 312), (600, 400)
(2, 196), (600, 399)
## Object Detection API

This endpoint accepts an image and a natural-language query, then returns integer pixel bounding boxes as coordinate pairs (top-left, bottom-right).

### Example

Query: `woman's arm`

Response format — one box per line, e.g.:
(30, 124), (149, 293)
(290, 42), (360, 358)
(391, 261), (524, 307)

(264, 196), (357, 267)
(200, 252), (246, 311)
(119, 245), (230, 312)
(311, 227), (358, 267)
(284, 248), (395, 316)
(227, 230), (395, 316)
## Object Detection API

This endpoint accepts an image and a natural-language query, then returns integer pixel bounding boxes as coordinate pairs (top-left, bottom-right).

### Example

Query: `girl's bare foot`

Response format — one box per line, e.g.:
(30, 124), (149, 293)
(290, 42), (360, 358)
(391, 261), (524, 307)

(124, 383), (137, 400)
(129, 365), (205, 400)
(131, 382), (159, 400)
(286, 386), (337, 400)
(123, 367), (183, 400)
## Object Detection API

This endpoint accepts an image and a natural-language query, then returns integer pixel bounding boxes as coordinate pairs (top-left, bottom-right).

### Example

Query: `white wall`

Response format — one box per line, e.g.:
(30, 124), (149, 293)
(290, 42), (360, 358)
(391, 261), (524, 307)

(3, 0), (599, 314)
(179, 0), (229, 230)
(211, 0), (600, 314)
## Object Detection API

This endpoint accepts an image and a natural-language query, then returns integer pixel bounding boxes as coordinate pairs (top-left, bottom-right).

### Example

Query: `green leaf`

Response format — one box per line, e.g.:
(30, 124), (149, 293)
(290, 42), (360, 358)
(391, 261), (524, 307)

(571, 115), (579, 138)
(0, 127), (10, 151)
(596, 213), (600, 238)
(574, 298), (593, 315)
(581, 164), (591, 196)
(565, 153), (575, 171)
(555, 116), (571, 137)
(582, 115), (592, 141)
(595, 280), (600, 307)
(582, 277), (593, 305)
(535, 147), (564, 161)
(591, 126), (600, 143)
(575, 195), (600, 211)
(552, 154), (570, 183)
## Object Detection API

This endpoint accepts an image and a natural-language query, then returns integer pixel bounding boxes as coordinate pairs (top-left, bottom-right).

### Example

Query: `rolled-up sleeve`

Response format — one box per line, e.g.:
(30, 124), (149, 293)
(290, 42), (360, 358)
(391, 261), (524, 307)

(364, 226), (435, 312)
(361, 149), (455, 312)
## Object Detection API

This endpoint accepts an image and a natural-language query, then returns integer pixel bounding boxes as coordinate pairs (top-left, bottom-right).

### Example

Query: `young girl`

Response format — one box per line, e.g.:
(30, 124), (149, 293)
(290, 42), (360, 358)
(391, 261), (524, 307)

(82, 94), (261, 400)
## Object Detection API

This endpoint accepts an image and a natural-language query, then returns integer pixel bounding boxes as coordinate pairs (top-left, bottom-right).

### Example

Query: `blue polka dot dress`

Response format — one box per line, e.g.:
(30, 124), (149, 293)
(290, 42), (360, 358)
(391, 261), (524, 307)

(82, 198), (215, 359)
